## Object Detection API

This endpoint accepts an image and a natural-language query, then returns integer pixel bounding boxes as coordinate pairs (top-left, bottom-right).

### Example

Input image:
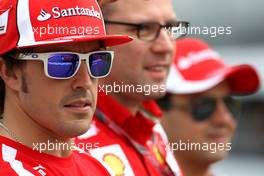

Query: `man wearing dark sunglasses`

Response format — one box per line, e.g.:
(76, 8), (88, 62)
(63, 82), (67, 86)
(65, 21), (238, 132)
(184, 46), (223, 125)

(75, 0), (188, 175)
(157, 38), (260, 176)
(0, 0), (132, 175)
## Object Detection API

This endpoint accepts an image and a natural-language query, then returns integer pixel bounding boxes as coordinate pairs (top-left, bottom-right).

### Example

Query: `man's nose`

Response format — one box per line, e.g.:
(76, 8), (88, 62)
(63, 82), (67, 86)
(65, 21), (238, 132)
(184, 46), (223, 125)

(150, 28), (174, 54)
(209, 99), (236, 127)
(71, 61), (96, 91)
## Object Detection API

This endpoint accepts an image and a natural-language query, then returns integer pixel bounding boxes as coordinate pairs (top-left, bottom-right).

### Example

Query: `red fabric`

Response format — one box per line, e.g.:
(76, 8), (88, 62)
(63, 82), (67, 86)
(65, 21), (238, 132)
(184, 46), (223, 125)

(0, 136), (110, 176)
(79, 118), (151, 175)
(96, 92), (157, 145)
(75, 92), (182, 176)
(142, 100), (163, 118)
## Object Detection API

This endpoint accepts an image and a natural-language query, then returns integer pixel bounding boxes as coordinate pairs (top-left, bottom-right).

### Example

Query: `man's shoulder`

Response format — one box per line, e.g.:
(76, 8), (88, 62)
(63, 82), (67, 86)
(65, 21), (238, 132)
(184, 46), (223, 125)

(0, 136), (43, 161)
(0, 161), (38, 175)
(0, 136), (110, 176)
(0, 147), (110, 176)
(0, 137), (46, 175)
(0, 159), (20, 175)
(0, 141), (39, 175)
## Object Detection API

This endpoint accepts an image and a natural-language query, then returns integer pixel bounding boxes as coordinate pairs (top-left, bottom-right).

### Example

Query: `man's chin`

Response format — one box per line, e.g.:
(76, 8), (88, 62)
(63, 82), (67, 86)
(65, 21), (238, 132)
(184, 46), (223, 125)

(206, 150), (229, 162)
(63, 119), (92, 137)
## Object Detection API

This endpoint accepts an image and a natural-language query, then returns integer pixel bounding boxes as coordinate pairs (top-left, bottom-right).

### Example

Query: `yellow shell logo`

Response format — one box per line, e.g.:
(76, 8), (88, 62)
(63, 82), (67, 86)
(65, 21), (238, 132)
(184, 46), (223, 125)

(103, 153), (125, 176)
(153, 146), (165, 165)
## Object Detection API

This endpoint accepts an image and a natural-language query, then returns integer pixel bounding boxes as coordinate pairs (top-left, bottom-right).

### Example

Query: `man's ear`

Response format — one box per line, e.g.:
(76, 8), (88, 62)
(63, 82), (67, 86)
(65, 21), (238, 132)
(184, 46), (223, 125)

(0, 59), (21, 92)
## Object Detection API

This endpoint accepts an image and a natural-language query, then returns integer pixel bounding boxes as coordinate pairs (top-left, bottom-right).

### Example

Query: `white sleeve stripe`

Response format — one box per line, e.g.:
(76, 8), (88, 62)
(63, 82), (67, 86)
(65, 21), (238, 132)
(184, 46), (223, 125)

(2, 144), (35, 176)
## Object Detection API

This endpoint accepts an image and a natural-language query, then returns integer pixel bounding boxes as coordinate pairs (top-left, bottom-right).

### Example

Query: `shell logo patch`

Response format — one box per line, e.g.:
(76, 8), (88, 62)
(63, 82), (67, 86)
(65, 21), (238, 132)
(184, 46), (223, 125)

(89, 144), (135, 176)
(103, 153), (125, 176)
(152, 146), (165, 165)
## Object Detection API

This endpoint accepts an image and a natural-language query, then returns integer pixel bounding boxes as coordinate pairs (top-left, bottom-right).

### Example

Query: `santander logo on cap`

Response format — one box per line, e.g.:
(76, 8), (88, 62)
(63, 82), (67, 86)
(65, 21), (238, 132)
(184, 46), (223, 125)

(37, 9), (52, 21)
(0, 0), (133, 55)
(36, 5), (101, 22)
(24, 0), (106, 42)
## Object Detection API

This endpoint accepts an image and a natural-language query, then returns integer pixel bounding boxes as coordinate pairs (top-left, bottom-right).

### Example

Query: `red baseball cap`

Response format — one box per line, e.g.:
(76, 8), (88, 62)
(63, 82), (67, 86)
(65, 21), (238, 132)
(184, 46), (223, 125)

(166, 38), (260, 95)
(0, 0), (133, 55)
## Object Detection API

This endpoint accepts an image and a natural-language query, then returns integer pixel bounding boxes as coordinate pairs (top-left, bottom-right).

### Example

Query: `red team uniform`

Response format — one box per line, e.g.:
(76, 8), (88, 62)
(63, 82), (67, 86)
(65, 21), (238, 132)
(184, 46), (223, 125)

(0, 0), (132, 175)
(0, 136), (110, 175)
(75, 92), (183, 176)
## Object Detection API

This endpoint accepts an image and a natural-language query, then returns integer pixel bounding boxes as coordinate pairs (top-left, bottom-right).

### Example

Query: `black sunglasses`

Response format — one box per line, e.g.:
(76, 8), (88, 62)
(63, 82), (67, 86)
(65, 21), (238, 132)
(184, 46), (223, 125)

(172, 96), (241, 122)
(104, 20), (190, 42)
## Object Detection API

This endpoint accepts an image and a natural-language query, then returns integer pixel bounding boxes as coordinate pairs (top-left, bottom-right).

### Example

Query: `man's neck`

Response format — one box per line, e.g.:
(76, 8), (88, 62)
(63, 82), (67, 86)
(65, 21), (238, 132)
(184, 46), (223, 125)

(175, 153), (213, 176)
(0, 118), (74, 158)
(2, 99), (73, 158)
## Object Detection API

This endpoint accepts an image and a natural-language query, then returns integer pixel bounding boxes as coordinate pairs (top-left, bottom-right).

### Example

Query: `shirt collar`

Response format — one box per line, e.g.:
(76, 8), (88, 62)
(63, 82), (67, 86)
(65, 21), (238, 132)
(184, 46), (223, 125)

(142, 100), (163, 118)
(97, 91), (132, 126)
(97, 91), (162, 127)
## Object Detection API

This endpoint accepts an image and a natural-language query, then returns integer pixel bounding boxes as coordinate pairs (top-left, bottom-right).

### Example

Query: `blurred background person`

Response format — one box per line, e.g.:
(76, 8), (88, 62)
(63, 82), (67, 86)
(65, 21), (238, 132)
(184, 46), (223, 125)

(157, 38), (260, 176)
(172, 1), (264, 175)
(75, 0), (189, 175)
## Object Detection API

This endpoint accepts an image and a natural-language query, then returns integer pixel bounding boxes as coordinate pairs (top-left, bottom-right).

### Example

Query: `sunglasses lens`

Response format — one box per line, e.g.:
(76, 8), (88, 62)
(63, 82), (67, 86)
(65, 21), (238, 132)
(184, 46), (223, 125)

(191, 97), (216, 121)
(47, 53), (80, 78)
(224, 96), (241, 118)
(89, 52), (112, 78)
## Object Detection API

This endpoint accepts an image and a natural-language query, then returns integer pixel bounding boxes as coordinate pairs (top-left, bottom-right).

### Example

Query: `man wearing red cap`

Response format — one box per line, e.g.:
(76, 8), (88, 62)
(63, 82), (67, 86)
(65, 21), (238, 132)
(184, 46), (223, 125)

(0, 0), (132, 175)
(75, 0), (189, 175)
(157, 38), (260, 176)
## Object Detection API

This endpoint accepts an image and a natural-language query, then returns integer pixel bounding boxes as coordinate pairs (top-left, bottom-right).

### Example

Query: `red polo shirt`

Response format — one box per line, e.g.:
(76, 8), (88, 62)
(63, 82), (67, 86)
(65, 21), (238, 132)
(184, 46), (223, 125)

(75, 92), (182, 176)
(0, 136), (110, 175)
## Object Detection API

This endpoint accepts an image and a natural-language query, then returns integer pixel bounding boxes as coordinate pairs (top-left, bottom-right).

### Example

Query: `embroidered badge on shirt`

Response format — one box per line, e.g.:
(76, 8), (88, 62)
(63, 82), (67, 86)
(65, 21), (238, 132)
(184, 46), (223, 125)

(89, 144), (135, 176)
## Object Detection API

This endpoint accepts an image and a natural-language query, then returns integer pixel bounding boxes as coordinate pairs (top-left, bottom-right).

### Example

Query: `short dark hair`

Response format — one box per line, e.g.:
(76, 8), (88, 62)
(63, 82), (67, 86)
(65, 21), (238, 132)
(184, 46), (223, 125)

(0, 49), (32, 115)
